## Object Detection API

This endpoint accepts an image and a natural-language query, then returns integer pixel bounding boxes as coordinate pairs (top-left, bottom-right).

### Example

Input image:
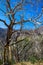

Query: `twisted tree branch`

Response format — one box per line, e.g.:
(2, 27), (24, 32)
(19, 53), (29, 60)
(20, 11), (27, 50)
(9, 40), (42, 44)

(0, 19), (8, 27)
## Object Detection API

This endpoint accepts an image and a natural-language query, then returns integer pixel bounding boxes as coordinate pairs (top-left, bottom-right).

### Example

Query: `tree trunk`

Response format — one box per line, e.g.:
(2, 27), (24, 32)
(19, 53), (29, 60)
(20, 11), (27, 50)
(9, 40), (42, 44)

(4, 27), (12, 65)
(3, 26), (20, 65)
(4, 44), (9, 65)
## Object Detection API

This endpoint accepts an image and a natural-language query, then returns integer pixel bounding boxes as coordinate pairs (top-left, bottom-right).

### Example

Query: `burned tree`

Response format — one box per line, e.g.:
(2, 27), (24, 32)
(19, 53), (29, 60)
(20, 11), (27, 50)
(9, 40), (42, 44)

(0, 0), (43, 65)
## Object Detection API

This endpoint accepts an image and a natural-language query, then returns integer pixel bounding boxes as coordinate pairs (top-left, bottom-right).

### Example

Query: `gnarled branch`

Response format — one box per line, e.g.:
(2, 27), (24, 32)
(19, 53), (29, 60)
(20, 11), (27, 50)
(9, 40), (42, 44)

(14, 19), (30, 25)
(13, 3), (22, 12)
(10, 38), (26, 46)
(0, 19), (8, 27)
(6, 0), (11, 10)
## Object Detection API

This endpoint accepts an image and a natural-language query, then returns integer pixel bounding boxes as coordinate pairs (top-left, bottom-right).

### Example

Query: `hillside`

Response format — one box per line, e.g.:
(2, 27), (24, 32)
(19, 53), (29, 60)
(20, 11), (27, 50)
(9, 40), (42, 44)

(0, 26), (43, 41)
(0, 26), (43, 61)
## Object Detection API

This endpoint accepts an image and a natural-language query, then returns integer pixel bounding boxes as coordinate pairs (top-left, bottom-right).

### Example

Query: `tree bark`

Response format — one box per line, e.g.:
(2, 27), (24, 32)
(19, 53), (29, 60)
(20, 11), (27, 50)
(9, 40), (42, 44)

(4, 27), (13, 65)
(3, 26), (19, 65)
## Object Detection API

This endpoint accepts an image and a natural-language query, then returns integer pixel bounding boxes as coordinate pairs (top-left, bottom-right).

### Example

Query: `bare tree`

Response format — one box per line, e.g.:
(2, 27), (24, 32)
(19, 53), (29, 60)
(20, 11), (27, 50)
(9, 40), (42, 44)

(0, 0), (43, 65)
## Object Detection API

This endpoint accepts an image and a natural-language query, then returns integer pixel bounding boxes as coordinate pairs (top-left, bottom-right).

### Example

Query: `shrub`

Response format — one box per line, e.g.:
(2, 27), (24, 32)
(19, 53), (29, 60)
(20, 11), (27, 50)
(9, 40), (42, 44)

(28, 55), (38, 64)
(0, 60), (3, 65)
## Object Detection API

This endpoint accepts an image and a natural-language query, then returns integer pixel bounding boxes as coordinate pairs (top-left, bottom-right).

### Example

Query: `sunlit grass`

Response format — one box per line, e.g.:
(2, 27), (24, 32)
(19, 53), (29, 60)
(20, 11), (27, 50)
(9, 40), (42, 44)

(14, 62), (43, 65)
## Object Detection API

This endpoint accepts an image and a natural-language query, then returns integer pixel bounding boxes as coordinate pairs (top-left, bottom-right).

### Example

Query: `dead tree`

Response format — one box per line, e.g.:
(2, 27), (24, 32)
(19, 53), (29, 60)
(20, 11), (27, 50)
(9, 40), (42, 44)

(0, 0), (43, 65)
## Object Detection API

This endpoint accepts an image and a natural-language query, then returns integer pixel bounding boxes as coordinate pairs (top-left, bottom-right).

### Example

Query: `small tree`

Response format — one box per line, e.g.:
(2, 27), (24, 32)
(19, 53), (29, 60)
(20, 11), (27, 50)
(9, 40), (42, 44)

(0, 0), (43, 65)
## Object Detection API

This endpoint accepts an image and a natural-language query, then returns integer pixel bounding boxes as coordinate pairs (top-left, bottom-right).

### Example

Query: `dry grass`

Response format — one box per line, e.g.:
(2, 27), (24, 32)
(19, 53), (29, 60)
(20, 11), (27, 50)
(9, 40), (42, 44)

(14, 62), (43, 65)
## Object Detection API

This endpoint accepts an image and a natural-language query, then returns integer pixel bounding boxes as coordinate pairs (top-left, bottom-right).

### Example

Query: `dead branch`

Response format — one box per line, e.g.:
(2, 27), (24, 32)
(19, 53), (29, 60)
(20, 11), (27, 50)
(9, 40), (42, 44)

(0, 19), (8, 27)
(10, 38), (26, 46)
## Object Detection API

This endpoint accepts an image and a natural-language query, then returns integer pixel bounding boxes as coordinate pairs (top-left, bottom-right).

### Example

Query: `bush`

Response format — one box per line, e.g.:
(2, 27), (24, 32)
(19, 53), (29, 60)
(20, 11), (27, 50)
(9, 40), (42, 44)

(0, 60), (3, 65)
(11, 59), (16, 64)
(28, 55), (38, 64)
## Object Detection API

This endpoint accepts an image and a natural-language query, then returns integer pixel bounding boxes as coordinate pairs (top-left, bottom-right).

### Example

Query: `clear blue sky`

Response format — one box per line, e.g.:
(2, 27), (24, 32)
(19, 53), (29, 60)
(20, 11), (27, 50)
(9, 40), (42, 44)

(0, 0), (43, 30)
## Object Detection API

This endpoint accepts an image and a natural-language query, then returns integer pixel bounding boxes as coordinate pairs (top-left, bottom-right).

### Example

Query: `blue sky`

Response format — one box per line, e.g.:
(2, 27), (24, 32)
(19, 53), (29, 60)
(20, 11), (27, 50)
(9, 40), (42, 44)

(0, 0), (43, 30)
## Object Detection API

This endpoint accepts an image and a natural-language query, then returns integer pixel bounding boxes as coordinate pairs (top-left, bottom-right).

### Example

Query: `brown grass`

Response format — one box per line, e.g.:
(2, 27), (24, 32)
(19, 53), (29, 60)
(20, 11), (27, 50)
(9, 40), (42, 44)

(14, 62), (43, 65)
